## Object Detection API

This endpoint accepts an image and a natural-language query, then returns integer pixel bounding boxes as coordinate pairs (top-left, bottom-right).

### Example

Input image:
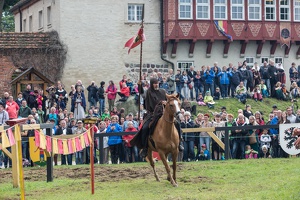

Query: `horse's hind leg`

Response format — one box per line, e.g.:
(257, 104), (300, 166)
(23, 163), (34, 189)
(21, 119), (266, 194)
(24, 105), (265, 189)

(159, 151), (178, 187)
(147, 150), (160, 182)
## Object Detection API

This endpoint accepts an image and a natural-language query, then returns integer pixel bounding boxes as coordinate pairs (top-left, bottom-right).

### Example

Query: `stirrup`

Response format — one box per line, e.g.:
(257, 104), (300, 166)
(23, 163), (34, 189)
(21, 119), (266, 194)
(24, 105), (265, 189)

(140, 148), (148, 158)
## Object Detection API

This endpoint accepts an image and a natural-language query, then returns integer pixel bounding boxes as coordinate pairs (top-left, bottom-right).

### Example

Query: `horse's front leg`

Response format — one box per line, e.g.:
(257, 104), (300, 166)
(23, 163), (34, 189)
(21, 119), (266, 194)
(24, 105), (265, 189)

(159, 151), (178, 187)
(147, 150), (160, 182)
(172, 150), (178, 185)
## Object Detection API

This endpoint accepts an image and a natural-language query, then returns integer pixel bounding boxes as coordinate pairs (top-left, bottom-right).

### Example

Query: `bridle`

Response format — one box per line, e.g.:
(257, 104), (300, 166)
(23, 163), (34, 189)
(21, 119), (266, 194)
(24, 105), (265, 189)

(162, 98), (179, 124)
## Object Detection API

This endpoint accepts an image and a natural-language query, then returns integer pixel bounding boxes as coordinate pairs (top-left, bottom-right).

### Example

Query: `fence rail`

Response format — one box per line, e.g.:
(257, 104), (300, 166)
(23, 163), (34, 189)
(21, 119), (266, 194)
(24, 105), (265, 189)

(1, 124), (280, 164)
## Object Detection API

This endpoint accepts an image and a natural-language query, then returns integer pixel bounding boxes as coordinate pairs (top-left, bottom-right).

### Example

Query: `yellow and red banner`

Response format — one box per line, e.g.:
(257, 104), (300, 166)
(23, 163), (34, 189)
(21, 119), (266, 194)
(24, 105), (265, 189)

(33, 128), (93, 155)
(0, 128), (17, 149)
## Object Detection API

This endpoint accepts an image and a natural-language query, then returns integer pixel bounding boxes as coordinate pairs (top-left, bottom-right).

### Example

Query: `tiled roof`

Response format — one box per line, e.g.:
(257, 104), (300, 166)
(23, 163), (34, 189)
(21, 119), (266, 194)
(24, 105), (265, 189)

(10, 0), (32, 13)
(0, 32), (57, 49)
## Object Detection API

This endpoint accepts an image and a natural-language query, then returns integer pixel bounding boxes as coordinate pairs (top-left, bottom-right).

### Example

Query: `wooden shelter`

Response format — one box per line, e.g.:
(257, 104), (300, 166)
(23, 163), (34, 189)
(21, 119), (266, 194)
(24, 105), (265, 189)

(10, 67), (54, 97)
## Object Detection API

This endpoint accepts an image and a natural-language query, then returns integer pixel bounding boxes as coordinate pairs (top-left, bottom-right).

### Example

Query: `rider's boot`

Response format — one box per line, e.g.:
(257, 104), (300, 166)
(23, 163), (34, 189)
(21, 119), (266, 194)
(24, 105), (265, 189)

(140, 148), (148, 158)
(175, 120), (184, 151)
(179, 139), (184, 152)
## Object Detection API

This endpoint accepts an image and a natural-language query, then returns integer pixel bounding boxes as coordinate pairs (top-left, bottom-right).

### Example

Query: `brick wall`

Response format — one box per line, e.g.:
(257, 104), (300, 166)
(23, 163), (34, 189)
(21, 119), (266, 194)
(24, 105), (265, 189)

(0, 55), (16, 95)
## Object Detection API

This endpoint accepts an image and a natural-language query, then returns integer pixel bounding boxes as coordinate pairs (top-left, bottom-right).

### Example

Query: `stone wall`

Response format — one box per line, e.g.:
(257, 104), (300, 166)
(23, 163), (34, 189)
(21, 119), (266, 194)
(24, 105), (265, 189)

(125, 63), (169, 83)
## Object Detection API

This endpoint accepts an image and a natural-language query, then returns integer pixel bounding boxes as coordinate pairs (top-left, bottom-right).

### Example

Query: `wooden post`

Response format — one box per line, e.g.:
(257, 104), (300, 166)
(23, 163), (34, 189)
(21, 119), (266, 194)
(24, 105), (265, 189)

(46, 127), (53, 182)
(82, 118), (97, 195)
(90, 127), (95, 195)
(11, 131), (20, 188)
(99, 135), (104, 164)
(224, 130), (230, 160)
(15, 125), (25, 199)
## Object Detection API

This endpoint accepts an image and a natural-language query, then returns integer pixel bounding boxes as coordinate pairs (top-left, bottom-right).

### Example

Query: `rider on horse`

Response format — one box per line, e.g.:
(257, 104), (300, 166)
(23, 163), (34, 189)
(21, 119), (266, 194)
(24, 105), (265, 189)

(130, 78), (184, 158)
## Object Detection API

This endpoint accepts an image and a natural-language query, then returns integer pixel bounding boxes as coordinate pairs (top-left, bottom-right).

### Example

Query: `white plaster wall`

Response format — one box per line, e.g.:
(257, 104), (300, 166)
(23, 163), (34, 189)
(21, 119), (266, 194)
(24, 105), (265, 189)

(14, 0), (60, 33)
(59, 0), (163, 89)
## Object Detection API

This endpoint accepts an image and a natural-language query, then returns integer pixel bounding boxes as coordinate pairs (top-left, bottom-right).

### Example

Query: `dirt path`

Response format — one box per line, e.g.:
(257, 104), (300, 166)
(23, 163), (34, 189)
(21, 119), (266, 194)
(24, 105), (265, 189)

(0, 163), (185, 183)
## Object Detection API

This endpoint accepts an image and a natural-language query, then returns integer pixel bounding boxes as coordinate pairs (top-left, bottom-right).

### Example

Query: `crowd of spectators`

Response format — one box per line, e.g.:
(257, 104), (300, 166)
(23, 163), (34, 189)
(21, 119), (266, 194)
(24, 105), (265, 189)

(0, 59), (300, 167)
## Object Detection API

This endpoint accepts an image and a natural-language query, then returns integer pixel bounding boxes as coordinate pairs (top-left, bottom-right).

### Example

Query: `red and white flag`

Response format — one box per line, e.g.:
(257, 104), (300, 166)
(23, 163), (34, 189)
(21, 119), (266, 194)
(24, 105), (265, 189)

(124, 28), (146, 54)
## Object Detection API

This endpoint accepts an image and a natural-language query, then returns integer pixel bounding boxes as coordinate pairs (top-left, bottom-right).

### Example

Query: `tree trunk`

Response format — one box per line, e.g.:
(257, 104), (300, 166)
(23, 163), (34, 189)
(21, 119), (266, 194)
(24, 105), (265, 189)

(0, 0), (5, 32)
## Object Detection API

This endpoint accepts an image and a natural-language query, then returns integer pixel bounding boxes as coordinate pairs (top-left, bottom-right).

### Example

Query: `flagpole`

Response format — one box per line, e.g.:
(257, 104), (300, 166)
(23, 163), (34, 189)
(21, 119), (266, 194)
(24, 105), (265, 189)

(138, 5), (145, 122)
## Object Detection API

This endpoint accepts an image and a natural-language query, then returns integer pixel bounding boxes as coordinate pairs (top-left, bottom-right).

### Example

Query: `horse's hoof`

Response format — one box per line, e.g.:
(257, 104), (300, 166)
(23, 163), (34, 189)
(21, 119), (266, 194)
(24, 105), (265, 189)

(172, 183), (178, 187)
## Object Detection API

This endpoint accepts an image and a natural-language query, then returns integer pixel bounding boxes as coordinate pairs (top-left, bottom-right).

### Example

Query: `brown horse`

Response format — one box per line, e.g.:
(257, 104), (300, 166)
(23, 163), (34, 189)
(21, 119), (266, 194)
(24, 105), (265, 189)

(146, 93), (181, 187)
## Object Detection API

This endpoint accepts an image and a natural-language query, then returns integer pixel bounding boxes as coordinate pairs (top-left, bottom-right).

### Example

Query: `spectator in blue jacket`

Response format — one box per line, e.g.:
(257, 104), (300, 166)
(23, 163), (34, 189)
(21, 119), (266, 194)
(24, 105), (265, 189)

(218, 66), (232, 98)
(269, 110), (281, 158)
(107, 115), (123, 164)
(203, 66), (215, 96)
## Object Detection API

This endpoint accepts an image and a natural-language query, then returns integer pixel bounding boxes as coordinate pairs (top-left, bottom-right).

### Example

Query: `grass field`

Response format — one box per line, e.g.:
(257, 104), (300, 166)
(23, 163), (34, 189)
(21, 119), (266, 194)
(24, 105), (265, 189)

(1, 158), (299, 200)
(194, 97), (293, 118)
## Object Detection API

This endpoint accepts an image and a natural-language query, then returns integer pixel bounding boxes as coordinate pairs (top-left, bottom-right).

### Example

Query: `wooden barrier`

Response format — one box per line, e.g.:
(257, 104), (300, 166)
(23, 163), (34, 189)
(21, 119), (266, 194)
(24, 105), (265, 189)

(21, 123), (53, 182)
(182, 127), (225, 150)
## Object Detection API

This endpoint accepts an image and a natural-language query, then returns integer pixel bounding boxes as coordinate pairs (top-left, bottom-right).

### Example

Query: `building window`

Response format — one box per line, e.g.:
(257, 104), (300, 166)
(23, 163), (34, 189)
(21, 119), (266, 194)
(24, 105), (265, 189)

(179, 0), (192, 19)
(265, 0), (276, 20)
(23, 19), (26, 32)
(177, 61), (194, 72)
(29, 16), (32, 32)
(47, 6), (51, 25)
(231, 0), (244, 20)
(275, 57), (283, 65)
(248, 0), (261, 20)
(38, 10), (43, 29)
(245, 57), (255, 68)
(261, 57), (269, 65)
(196, 0), (210, 19)
(128, 4), (143, 22)
(295, 1), (300, 21)
(280, 0), (290, 21)
(214, 0), (227, 20)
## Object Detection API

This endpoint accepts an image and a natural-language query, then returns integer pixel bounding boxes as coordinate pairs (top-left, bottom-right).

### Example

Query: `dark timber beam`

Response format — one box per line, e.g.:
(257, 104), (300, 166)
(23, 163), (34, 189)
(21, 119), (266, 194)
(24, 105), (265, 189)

(270, 41), (278, 57)
(297, 44), (300, 59)
(284, 44), (291, 58)
(240, 40), (248, 57)
(163, 42), (168, 55)
(256, 40), (264, 57)
(206, 40), (213, 58)
(223, 40), (231, 58)
(189, 40), (196, 58)
(171, 40), (178, 58)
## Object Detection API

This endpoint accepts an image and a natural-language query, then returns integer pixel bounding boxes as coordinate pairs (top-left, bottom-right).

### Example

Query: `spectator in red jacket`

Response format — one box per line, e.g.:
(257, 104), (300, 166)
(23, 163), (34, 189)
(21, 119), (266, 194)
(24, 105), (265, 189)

(123, 121), (137, 162)
(119, 75), (127, 90)
(117, 83), (130, 102)
(6, 96), (19, 119)
(105, 80), (117, 112)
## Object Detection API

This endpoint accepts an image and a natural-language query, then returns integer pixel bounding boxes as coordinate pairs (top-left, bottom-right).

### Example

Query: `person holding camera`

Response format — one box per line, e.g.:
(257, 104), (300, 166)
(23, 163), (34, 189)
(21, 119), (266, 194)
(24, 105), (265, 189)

(203, 66), (215, 96)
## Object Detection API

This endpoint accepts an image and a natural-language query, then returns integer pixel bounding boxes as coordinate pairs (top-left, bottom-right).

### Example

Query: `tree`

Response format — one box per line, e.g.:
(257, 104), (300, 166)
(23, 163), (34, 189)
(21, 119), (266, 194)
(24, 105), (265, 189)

(0, 0), (20, 32)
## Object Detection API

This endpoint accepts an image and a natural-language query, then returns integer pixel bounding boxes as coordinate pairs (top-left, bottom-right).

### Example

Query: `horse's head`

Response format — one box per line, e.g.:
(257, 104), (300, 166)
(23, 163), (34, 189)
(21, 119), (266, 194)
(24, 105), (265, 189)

(165, 93), (181, 117)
